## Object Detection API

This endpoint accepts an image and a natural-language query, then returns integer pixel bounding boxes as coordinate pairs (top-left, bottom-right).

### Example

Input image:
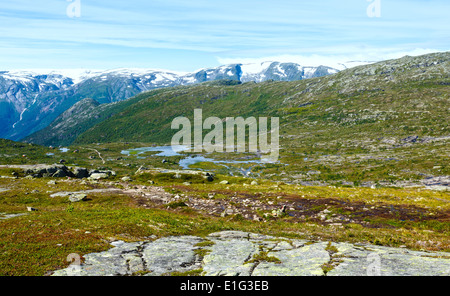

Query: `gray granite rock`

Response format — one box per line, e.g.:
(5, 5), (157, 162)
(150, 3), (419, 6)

(142, 236), (204, 276)
(202, 236), (258, 276)
(51, 231), (450, 276)
(68, 193), (88, 203)
(252, 242), (330, 276)
(327, 242), (450, 276)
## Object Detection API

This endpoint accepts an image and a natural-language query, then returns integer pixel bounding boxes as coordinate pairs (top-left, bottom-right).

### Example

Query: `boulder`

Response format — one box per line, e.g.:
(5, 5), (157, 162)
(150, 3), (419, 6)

(72, 167), (90, 178)
(88, 173), (109, 180)
(69, 194), (88, 203)
(25, 164), (74, 178)
(52, 169), (68, 178)
(89, 169), (116, 177)
(203, 172), (214, 182)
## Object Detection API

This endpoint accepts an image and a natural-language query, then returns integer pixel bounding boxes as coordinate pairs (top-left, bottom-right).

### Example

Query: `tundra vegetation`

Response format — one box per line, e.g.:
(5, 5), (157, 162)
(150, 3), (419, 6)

(0, 53), (449, 275)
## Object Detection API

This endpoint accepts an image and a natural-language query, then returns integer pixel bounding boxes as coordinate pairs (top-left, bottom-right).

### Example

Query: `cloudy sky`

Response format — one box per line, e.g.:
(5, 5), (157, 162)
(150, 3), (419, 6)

(1, 0), (449, 71)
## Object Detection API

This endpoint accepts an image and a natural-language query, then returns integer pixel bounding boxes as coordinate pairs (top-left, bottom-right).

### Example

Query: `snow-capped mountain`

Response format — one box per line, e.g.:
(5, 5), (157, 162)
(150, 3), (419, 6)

(0, 62), (341, 141)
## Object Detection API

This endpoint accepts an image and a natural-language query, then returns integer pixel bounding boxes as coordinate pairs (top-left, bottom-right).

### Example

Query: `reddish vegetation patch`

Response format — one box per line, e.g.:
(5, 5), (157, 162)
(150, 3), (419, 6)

(164, 185), (449, 227)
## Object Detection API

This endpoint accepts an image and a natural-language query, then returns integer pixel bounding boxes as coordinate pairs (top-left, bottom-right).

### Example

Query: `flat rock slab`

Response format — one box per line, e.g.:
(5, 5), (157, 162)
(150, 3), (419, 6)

(50, 189), (123, 198)
(51, 231), (450, 276)
(0, 212), (28, 220)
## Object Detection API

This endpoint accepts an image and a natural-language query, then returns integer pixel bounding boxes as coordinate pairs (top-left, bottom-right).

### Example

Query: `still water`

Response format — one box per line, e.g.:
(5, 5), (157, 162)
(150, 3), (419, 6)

(121, 145), (264, 170)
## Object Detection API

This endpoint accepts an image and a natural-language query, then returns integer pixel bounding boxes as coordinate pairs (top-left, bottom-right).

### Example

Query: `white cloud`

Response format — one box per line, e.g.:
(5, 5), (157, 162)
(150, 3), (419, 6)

(216, 48), (446, 70)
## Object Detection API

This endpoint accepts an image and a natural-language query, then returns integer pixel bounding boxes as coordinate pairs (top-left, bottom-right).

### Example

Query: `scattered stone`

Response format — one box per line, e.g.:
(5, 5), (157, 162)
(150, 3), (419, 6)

(251, 181), (259, 185)
(47, 180), (57, 185)
(402, 135), (419, 143)
(272, 205), (287, 217)
(253, 215), (263, 222)
(121, 176), (132, 182)
(27, 207), (38, 212)
(220, 180), (229, 185)
(220, 209), (234, 217)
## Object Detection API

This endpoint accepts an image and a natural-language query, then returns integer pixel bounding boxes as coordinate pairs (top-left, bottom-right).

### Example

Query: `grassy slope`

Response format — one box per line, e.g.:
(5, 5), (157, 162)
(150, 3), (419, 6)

(22, 88), (172, 147)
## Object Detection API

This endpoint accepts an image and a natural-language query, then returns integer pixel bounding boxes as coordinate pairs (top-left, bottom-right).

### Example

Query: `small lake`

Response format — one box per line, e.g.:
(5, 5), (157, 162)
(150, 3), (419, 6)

(121, 145), (265, 171)
(121, 145), (187, 157)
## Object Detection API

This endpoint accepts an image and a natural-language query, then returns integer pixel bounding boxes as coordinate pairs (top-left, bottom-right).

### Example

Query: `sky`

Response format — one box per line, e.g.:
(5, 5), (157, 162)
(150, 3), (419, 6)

(0, 0), (449, 72)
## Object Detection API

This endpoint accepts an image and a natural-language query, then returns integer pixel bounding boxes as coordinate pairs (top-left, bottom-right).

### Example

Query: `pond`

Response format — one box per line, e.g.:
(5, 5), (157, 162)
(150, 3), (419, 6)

(121, 145), (266, 171)
(121, 145), (187, 157)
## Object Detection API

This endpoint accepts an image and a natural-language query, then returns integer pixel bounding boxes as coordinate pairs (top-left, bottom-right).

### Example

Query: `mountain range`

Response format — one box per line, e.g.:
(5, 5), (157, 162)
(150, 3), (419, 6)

(18, 51), (449, 187)
(0, 62), (341, 142)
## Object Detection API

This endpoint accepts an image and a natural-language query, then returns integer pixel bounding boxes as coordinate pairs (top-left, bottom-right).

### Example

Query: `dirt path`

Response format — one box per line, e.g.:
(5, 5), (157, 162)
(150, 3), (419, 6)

(86, 148), (106, 164)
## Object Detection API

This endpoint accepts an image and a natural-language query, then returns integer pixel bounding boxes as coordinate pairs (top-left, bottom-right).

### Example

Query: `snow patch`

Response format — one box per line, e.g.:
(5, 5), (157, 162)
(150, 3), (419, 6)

(240, 62), (272, 74)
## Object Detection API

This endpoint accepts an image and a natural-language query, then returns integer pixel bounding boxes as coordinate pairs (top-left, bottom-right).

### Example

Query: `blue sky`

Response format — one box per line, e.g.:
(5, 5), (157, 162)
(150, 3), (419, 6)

(0, 0), (449, 71)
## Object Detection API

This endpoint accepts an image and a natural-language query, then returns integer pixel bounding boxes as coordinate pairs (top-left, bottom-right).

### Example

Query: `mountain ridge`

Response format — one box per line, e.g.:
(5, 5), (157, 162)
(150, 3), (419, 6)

(0, 61), (341, 141)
